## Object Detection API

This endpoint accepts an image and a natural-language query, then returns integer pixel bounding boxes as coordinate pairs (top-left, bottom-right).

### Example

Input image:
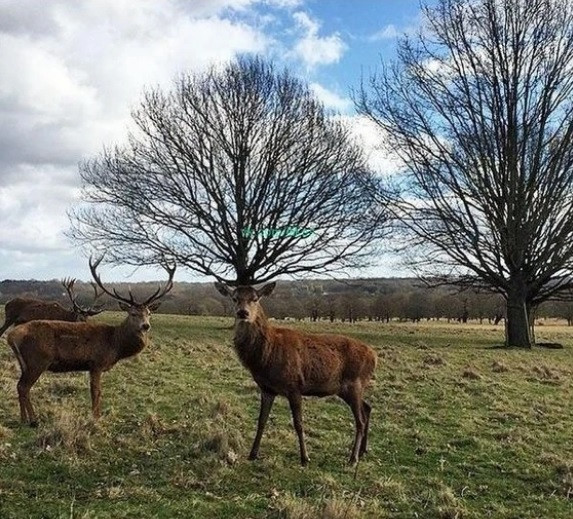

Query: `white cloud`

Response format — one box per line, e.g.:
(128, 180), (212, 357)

(337, 115), (401, 175)
(310, 82), (351, 112)
(369, 24), (400, 41)
(0, 0), (273, 280)
(292, 11), (346, 68)
(0, 0), (398, 282)
(0, 165), (78, 253)
(265, 0), (303, 7)
(0, 34), (99, 124)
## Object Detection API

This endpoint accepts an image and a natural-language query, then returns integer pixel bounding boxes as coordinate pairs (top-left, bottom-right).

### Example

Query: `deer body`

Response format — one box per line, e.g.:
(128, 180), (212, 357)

(6, 257), (174, 426)
(8, 312), (150, 425)
(235, 322), (372, 397)
(216, 282), (377, 465)
(10, 320), (146, 373)
(0, 280), (104, 337)
(0, 299), (81, 337)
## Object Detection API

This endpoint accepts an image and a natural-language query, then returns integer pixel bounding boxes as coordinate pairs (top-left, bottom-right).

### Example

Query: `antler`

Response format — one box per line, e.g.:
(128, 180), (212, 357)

(62, 278), (80, 310)
(89, 256), (138, 305)
(89, 256), (176, 307)
(62, 276), (106, 316)
(83, 282), (106, 316)
(141, 261), (176, 305)
(62, 277), (106, 316)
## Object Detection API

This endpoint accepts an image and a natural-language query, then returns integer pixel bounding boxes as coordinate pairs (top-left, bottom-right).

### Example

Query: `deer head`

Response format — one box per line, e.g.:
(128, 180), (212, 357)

(215, 282), (276, 323)
(89, 257), (176, 332)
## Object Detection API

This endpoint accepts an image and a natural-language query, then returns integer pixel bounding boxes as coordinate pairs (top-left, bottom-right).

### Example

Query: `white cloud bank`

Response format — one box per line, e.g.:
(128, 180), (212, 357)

(0, 0), (398, 281)
(0, 0), (271, 280)
(292, 11), (347, 68)
(310, 82), (352, 112)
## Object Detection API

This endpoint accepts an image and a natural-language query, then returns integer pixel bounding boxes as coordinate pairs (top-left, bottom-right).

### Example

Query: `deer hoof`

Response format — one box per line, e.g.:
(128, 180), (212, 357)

(248, 452), (259, 461)
(29, 420), (38, 428)
(301, 456), (310, 466)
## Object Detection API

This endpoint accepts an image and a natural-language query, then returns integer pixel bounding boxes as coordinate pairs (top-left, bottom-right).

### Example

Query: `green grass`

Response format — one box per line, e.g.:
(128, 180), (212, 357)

(0, 311), (572, 518)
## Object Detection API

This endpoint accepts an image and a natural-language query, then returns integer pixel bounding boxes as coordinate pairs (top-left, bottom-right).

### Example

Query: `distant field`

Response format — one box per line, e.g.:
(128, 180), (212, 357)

(0, 309), (572, 518)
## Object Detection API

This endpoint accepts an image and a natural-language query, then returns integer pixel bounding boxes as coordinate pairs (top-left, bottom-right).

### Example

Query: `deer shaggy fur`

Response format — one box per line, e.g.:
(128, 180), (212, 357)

(216, 282), (377, 465)
(1, 299), (84, 337)
(0, 279), (103, 337)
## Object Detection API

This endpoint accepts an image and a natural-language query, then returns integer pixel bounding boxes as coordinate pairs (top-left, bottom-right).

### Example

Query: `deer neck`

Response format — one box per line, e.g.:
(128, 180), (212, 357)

(234, 310), (272, 366)
(114, 321), (148, 360)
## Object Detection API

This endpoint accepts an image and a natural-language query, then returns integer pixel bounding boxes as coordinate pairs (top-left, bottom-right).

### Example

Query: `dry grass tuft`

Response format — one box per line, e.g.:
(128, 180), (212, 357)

(423, 354), (446, 366)
(274, 494), (315, 519)
(554, 462), (573, 499)
(540, 453), (573, 498)
(322, 498), (362, 519)
(49, 379), (81, 397)
(491, 360), (508, 373)
(199, 421), (244, 465)
(373, 476), (406, 502)
(139, 413), (178, 439)
(462, 367), (481, 380)
(0, 423), (13, 441)
(532, 364), (560, 380)
(211, 399), (231, 418)
(274, 493), (363, 519)
(430, 481), (469, 519)
(36, 407), (98, 455)
(169, 467), (206, 490)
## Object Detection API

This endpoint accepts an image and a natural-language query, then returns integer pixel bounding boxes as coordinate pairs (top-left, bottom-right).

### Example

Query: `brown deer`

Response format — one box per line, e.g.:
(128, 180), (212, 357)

(215, 282), (377, 466)
(6, 257), (175, 426)
(0, 279), (104, 337)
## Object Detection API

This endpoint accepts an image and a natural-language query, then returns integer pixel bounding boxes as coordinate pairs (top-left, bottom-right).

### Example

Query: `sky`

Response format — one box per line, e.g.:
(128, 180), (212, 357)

(0, 0), (427, 283)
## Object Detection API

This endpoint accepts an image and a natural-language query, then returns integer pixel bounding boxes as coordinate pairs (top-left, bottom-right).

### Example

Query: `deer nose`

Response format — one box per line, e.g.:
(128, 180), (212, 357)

(141, 323), (151, 331)
(237, 309), (249, 320)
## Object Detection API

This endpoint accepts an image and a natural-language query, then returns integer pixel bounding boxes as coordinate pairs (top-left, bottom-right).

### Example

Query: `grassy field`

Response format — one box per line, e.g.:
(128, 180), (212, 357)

(0, 310), (572, 518)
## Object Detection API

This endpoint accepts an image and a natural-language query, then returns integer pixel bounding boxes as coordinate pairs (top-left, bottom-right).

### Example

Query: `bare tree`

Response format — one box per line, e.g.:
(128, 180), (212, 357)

(357, 0), (573, 347)
(71, 56), (387, 285)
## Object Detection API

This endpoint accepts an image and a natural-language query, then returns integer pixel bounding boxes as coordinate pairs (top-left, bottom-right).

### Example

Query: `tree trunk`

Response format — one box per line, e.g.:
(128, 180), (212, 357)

(506, 285), (531, 348)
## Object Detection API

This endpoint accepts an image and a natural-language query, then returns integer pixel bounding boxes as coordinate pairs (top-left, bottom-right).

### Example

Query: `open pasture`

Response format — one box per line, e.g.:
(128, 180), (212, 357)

(0, 311), (572, 518)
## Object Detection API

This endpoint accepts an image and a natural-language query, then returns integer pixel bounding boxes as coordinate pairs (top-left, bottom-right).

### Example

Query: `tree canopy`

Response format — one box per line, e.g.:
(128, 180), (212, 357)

(71, 56), (388, 284)
(358, 0), (573, 346)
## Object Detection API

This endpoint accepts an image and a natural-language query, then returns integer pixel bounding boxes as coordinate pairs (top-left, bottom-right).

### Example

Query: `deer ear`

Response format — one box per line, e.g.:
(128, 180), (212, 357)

(214, 282), (232, 297)
(257, 282), (276, 298)
(118, 301), (130, 311)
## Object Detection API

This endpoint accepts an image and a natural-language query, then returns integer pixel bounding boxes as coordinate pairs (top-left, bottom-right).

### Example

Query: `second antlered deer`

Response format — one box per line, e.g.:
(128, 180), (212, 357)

(0, 279), (105, 337)
(6, 257), (175, 426)
(215, 282), (377, 465)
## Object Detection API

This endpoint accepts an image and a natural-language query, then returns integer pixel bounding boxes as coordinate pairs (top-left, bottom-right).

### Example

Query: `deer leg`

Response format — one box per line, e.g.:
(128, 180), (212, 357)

(90, 370), (103, 419)
(288, 393), (310, 466)
(16, 376), (28, 424)
(340, 385), (366, 465)
(16, 368), (44, 427)
(359, 401), (372, 457)
(249, 390), (275, 460)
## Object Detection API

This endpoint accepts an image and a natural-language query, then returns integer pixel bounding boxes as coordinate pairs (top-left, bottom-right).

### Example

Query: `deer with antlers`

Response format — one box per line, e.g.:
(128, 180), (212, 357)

(6, 257), (175, 426)
(0, 279), (104, 337)
(215, 282), (377, 466)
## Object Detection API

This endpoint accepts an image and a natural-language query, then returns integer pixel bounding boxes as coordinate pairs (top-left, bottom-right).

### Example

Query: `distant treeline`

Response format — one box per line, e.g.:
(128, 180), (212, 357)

(2, 278), (573, 324)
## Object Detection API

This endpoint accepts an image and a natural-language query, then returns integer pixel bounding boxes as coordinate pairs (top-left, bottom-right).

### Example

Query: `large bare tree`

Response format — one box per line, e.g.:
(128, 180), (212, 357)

(71, 57), (387, 285)
(357, 0), (573, 347)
